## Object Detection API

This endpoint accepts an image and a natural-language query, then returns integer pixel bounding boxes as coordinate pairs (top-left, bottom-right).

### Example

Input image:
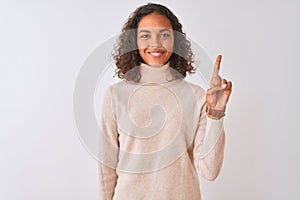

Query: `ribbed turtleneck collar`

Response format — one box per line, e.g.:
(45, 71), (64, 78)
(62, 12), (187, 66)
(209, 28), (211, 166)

(139, 62), (177, 84)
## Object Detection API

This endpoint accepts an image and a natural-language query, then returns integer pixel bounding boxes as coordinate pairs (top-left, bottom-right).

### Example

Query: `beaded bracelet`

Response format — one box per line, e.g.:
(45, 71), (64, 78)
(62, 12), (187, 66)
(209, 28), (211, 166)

(206, 106), (225, 120)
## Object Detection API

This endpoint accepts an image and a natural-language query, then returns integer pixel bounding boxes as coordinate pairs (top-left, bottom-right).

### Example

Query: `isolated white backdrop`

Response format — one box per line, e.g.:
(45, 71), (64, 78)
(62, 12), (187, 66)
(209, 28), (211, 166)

(1, 0), (299, 199)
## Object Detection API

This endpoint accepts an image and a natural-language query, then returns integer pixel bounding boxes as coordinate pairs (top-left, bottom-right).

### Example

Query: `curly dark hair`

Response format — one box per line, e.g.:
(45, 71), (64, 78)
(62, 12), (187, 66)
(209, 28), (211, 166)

(113, 3), (196, 82)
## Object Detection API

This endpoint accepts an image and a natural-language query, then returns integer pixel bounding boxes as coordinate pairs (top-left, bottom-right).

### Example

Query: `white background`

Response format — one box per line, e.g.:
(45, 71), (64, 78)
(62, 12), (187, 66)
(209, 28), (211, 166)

(1, 0), (300, 199)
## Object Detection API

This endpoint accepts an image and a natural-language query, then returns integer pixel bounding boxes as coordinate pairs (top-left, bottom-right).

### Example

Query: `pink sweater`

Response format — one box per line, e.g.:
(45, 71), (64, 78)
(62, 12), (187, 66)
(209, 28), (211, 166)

(98, 63), (225, 200)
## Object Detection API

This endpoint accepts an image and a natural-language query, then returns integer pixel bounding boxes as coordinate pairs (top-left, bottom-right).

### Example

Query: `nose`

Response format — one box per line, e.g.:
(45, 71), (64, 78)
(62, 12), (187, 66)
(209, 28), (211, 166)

(149, 36), (162, 48)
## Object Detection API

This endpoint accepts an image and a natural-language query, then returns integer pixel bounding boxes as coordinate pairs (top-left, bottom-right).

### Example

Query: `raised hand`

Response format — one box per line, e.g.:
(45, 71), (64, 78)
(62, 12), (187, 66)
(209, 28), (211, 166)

(206, 55), (232, 119)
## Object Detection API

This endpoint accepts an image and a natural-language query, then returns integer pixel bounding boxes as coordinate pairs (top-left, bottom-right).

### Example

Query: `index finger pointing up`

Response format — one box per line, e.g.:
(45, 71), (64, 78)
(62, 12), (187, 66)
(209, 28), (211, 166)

(213, 55), (222, 77)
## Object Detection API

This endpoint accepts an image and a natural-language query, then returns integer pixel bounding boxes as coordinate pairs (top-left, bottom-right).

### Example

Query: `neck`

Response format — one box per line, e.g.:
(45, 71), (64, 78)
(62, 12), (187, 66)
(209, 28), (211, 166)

(139, 62), (177, 84)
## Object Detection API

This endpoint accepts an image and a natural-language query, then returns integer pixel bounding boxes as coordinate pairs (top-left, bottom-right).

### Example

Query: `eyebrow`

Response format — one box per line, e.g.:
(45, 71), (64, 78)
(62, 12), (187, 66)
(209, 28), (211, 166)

(138, 30), (151, 34)
(159, 29), (172, 33)
(138, 29), (172, 34)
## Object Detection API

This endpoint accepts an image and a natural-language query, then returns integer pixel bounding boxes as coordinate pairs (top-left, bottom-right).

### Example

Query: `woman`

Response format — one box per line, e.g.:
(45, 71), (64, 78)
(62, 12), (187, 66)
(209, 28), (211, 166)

(99, 3), (232, 199)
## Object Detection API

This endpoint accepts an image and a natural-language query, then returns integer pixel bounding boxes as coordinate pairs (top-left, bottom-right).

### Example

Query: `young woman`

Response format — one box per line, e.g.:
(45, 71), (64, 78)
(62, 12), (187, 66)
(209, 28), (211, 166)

(99, 3), (232, 200)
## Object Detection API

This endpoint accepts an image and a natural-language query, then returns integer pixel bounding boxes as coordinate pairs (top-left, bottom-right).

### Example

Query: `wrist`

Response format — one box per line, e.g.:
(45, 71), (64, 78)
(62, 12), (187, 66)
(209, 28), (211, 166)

(206, 106), (225, 120)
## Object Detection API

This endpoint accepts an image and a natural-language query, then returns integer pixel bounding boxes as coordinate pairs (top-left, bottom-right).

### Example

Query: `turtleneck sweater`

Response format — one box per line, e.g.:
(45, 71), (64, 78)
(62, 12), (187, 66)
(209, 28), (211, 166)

(98, 63), (226, 200)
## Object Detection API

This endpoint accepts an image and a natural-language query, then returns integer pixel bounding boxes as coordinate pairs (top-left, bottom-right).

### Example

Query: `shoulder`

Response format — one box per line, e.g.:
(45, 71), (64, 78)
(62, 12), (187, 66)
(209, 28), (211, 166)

(104, 80), (138, 100)
(182, 80), (206, 97)
(105, 80), (126, 93)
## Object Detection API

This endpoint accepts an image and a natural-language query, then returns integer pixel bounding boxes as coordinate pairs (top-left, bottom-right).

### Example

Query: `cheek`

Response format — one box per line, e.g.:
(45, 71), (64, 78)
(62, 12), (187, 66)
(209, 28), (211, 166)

(163, 40), (174, 52)
(138, 48), (144, 56)
(138, 49), (147, 61)
(137, 39), (148, 50)
(161, 36), (174, 52)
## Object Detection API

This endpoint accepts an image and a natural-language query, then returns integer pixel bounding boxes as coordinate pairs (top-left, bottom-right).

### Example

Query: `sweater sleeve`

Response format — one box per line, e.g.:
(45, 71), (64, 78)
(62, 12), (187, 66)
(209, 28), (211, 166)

(193, 87), (226, 181)
(98, 85), (119, 200)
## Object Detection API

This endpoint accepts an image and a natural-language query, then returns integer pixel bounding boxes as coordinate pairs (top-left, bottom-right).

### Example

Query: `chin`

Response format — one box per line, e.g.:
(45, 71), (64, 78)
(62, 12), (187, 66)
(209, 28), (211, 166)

(146, 62), (165, 67)
(144, 58), (170, 66)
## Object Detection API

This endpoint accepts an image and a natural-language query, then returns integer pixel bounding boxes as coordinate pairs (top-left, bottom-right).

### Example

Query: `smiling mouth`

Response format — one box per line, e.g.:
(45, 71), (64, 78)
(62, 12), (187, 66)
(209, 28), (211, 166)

(147, 51), (165, 58)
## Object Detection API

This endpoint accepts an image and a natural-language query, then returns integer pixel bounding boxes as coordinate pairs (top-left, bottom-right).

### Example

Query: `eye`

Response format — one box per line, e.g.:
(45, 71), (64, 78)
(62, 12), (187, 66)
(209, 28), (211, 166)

(140, 34), (150, 39)
(160, 33), (170, 38)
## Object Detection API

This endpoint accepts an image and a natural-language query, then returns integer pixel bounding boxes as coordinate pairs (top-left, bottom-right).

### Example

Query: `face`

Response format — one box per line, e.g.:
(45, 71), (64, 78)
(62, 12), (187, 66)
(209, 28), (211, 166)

(137, 12), (174, 67)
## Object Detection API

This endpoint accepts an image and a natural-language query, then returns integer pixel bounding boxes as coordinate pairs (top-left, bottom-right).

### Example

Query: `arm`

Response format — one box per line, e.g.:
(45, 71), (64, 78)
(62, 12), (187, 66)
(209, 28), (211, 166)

(98, 85), (119, 199)
(193, 55), (232, 181)
(193, 88), (226, 181)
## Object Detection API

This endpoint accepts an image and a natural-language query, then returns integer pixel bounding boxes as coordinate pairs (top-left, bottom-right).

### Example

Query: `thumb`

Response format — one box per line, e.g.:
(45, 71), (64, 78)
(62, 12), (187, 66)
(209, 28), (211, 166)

(207, 83), (227, 95)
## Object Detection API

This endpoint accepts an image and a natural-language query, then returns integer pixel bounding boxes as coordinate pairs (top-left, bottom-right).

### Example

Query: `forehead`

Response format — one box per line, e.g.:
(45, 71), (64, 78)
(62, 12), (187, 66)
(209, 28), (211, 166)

(138, 12), (173, 29)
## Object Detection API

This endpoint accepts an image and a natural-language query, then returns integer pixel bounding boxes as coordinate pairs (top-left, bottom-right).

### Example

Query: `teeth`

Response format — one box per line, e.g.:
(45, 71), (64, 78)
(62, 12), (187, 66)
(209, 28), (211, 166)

(150, 52), (163, 57)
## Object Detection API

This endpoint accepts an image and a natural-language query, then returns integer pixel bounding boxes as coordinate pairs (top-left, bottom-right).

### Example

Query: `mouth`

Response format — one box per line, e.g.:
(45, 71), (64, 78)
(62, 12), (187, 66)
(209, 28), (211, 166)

(147, 50), (166, 58)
